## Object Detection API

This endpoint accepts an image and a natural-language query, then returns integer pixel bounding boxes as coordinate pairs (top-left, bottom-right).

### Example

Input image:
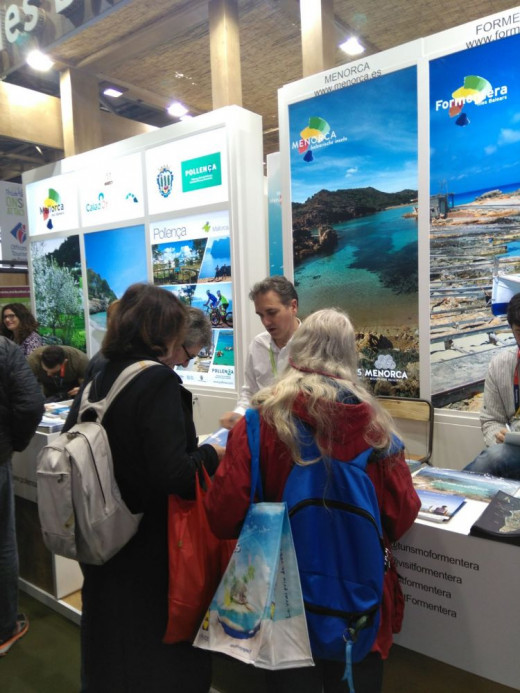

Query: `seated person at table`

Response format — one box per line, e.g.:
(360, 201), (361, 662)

(28, 345), (89, 402)
(464, 293), (520, 480)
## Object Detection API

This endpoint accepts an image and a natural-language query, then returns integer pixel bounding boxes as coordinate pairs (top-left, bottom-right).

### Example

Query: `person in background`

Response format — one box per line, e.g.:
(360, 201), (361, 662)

(1, 303), (43, 356)
(64, 283), (224, 693)
(27, 344), (89, 402)
(206, 308), (420, 693)
(219, 275), (300, 430)
(173, 306), (211, 370)
(0, 336), (45, 656)
(464, 292), (520, 479)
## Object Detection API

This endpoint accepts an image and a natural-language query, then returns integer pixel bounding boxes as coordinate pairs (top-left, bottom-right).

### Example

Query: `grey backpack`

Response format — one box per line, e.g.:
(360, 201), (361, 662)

(36, 360), (160, 565)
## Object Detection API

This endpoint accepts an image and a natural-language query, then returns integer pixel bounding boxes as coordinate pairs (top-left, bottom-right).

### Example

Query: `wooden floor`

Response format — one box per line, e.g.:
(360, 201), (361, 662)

(3, 592), (516, 693)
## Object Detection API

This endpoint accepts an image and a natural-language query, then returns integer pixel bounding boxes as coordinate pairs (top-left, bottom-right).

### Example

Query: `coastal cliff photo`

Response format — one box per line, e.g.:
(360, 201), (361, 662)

(288, 66), (419, 397)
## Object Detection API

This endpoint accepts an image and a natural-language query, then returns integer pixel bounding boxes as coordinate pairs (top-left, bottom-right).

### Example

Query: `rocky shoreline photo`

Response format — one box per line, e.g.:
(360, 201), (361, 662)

(430, 189), (520, 407)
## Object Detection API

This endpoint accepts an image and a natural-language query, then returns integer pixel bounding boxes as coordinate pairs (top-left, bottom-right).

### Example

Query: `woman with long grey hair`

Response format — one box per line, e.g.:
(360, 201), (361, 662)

(205, 308), (420, 693)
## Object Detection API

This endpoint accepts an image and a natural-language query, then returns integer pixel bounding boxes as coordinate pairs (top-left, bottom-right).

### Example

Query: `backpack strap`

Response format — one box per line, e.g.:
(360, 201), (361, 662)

(245, 408), (263, 504)
(78, 360), (161, 423)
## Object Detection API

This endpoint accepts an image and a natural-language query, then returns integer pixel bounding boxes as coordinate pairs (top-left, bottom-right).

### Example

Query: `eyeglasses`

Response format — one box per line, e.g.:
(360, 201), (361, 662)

(182, 344), (197, 361)
(3, 313), (16, 320)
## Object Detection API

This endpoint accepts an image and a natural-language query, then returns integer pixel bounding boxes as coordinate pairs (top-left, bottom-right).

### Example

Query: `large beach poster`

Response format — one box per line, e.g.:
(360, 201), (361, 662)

(288, 66), (419, 397)
(31, 235), (86, 351)
(429, 33), (520, 410)
(83, 225), (148, 354)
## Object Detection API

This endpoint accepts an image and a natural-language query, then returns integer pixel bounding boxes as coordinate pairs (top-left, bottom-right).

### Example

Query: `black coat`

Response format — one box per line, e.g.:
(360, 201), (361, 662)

(65, 356), (218, 693)
(0, 336), (44, 464)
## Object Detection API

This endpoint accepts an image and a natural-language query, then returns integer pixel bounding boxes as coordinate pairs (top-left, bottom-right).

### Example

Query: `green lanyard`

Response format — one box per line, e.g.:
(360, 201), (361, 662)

(269, 346), (277, 377)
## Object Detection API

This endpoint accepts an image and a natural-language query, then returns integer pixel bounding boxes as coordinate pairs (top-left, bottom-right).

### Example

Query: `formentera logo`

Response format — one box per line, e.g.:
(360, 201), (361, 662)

(181, 152), (222, 192)
(39, 188), (65, 230)
(292, 116), (341, 162)
(358, 354), (409, 382)
(157, 165), (174, 198)
(435, 74), (508, 127)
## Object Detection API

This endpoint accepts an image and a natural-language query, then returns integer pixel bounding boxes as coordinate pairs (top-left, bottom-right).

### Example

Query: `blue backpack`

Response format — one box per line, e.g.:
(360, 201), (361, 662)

(245, 408), (389, 684)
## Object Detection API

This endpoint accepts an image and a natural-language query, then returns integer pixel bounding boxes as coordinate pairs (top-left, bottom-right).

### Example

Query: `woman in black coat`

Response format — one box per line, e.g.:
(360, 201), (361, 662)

(65, 284), (224, 693)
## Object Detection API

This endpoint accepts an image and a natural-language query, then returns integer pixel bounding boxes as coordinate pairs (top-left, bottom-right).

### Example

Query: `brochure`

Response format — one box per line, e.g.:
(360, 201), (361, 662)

(413, 467), (520, 504)
(470, 491), (520, 545)
(417, 489), (466, 523)
(38, 416), (65, 433)
(203, 427), (229, 447)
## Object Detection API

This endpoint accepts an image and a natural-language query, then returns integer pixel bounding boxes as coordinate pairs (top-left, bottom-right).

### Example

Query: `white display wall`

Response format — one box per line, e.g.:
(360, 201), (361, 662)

(23, 106), (267, 432)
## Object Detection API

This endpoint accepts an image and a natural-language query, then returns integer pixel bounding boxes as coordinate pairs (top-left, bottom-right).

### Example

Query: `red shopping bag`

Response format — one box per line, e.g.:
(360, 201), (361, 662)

(163, 467), (235, 643)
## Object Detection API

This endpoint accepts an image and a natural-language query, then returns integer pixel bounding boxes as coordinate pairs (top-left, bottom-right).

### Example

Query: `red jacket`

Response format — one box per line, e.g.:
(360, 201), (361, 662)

(205, 393), (420, 659)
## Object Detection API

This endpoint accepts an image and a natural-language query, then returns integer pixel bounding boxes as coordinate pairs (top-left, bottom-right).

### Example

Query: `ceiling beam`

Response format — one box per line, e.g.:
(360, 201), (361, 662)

(76, 0), (209, 72)
(0, 82), (64, 149)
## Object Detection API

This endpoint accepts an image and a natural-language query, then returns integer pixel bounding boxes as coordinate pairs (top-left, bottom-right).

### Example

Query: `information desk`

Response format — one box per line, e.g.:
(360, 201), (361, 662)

(393, 499), (520, 689)
(13, 433), (520, 685)
(13, 430), (82, 624)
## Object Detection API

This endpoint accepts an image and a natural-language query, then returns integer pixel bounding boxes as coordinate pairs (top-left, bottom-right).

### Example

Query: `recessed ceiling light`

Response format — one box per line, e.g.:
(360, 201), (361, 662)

(339, 37), (365, 56)
(167, 101), (188, 118)
(26, 49), (54, 71)
(103, 87), (124, 98)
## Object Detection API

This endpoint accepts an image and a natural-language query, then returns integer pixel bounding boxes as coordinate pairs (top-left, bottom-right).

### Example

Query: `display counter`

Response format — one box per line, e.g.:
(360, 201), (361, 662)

(393, 498), (520, 689)
(14, 431), (520, 686)
(13, 430), (82, 624)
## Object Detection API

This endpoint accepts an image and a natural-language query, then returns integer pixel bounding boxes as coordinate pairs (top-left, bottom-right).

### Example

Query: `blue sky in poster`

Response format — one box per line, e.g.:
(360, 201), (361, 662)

(430, 33), (520, 196)
(84, 225), (147, 297)
(289, 66), (417, 203)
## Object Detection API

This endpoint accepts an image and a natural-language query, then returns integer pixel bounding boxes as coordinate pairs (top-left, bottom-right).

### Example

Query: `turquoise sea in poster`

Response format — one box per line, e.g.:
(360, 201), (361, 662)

(214, 330), (234, 366)
(295, 205), (418, 329)
(289, 66), (418, 330)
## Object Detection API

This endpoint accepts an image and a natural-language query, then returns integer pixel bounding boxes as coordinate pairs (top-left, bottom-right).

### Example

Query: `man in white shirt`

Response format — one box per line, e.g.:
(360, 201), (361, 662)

(219, 276), (300, 429)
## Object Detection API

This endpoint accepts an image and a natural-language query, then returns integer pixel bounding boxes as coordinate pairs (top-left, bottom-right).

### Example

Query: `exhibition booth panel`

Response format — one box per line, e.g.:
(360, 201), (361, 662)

(19, 105), (267, 617)
(13, 431), (82, 624)
(23, 105), (267, 434)
(277, 7), (520, 686)
(394, 508), (520, 689)
(278, 5), (520, 470)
